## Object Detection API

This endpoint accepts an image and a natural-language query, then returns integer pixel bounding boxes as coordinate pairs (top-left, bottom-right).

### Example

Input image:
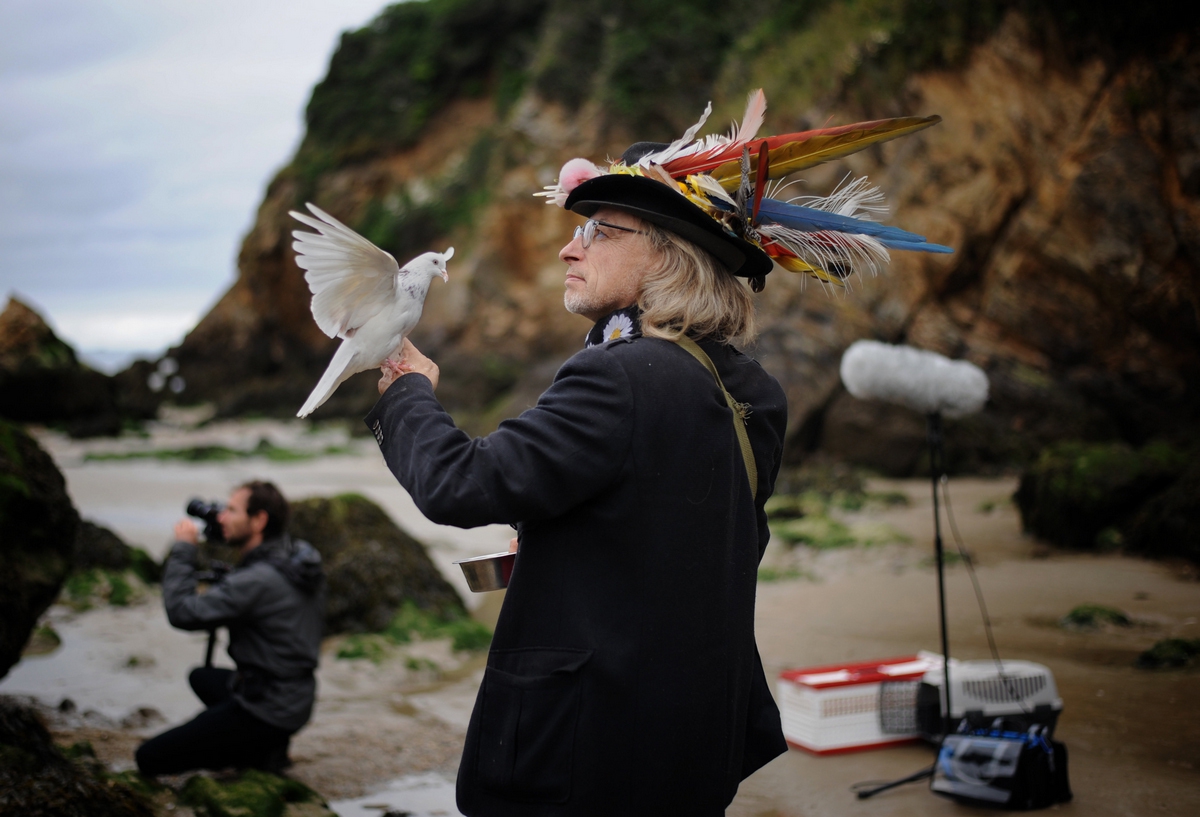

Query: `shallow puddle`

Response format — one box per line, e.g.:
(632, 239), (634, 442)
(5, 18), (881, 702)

(329, 771), (461, 817)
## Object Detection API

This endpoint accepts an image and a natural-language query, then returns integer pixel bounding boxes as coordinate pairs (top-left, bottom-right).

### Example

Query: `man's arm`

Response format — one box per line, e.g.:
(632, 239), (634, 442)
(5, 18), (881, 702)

(367, 346), (635, 528)
(160, 540), (261, 631)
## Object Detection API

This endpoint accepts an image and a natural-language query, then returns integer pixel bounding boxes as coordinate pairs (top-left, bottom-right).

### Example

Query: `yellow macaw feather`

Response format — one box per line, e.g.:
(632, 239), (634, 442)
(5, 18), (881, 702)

(773, 254), (848, 286)
(710, 115), (941, 189)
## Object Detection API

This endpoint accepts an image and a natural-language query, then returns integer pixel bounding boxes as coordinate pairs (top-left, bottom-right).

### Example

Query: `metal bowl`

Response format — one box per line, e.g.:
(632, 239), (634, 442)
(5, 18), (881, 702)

(454, 551), (516, 593)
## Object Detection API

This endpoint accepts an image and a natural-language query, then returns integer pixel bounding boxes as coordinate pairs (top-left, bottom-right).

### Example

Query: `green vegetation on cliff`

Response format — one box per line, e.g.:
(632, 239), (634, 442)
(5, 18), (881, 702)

(301, 0), (1172, 169)
(301, 0), (548, 164)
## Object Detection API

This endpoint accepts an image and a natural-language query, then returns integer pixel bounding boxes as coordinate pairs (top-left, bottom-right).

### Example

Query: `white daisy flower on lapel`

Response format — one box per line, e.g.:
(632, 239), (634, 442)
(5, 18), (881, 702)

(602, 313), (635, 342)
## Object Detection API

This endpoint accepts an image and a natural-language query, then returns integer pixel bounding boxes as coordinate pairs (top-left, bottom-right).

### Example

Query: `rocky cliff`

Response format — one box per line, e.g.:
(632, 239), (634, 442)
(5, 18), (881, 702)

(164, 0), (1200, 473)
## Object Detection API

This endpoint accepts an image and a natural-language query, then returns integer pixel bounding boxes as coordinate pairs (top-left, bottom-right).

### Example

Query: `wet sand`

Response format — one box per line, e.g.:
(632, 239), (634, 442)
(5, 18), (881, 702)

(736, 478), (1200, 816)
(5, 424), (1199, 815)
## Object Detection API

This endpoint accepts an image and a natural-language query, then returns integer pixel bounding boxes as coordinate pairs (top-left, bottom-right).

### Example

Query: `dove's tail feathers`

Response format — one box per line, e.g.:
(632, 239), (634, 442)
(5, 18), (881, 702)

(297, 343), (358, 418)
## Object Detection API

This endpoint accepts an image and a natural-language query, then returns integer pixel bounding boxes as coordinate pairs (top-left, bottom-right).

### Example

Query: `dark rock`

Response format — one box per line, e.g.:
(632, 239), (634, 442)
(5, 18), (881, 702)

(0, 420), (79, 679)
(1123, 459), (1200, 564)
(0, 297), (129, 436)
(0, 695), (155, 817)
(290, 494), (465, 634)
(1014, 440), (1188, 551)
(2, 696), (335, 816)
(817, 393), (929, 477)
(75, 519), (162, 583)
(110, 357), (169, 421)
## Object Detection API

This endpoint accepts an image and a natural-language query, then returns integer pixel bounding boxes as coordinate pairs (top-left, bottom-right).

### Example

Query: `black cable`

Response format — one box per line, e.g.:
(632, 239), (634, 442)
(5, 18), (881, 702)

(940, 475), (1032, 716)
(852, 764), (935, 799)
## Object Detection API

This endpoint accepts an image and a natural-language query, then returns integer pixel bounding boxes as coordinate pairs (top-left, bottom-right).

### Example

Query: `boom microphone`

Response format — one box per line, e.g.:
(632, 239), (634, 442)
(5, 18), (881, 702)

(839, 340), (988, 417)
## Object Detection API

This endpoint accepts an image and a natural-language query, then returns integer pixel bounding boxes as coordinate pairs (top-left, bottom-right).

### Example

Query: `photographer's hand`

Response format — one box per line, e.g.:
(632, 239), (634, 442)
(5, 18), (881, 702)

(174, 519), (199, 545)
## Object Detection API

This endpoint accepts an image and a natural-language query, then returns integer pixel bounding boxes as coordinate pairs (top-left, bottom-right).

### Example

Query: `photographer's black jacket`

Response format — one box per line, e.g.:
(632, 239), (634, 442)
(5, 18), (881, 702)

(366, 313), (788, 816)
(161, 535), (325, 732)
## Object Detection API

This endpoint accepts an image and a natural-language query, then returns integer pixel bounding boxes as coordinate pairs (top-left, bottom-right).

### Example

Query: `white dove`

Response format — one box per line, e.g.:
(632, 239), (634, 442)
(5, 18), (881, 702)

(290, 202), (452, 418)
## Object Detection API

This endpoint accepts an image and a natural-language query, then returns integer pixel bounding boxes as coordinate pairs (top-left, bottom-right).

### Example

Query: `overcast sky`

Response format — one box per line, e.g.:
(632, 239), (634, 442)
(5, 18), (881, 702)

(0, 0), (387, 370)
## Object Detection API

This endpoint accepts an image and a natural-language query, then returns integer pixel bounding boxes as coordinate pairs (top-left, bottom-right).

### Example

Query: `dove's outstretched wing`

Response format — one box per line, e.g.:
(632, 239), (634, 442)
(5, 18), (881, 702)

(290, 203), (398, 339)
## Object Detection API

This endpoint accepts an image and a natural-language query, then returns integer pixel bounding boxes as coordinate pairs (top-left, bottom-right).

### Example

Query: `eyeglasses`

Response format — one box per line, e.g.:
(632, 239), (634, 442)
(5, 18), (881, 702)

(572, 219), (646, 249)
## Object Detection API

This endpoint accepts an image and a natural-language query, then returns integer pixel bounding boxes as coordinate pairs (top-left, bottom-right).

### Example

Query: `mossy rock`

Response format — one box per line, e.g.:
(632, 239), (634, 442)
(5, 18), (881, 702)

(1060, 603), (1132, 629)
(75, 519), (162, 583)
(22, 623), (61, 656)
(1122, 459), (1200, 564)
(61, 566), (150, 610)
(0, 420), (79, 680)
(773, 463), (867, 499)
(291, 494), (466, 634)
(64, 519), (161, 609)
(1014, 440), (1188, 552)
(0, 695), (155, 817)
(1136, 638), (1200, 669)
(180, 768), (333, 817)
(771, 515), (856, 549)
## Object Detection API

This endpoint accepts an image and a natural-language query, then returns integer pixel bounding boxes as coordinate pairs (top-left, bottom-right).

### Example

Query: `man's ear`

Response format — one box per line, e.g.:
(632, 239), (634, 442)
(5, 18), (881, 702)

(250, 510), (269, 535)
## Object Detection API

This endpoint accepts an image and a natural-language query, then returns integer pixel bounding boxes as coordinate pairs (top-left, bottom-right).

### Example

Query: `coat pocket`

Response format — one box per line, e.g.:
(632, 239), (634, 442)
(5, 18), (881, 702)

(475, 647), (591, 802)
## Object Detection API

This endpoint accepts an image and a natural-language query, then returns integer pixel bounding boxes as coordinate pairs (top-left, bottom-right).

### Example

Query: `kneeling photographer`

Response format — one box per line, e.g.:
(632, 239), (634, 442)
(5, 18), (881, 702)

(136, 481), (325, 776)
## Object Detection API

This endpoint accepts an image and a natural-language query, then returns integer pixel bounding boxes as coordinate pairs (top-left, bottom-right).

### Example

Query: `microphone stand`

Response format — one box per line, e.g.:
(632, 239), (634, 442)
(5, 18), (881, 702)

(856, 411), (952, 800)
(205, 629), (218, 668)
(928, 412), (954, 735)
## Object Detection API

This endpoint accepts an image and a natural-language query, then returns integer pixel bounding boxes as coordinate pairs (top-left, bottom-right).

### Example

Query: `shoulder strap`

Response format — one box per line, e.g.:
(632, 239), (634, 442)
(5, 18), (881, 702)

(674, 336), (758, 502)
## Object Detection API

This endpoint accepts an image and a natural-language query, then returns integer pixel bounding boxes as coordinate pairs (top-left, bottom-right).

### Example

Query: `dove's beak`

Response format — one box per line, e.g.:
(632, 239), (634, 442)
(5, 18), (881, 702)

(440, 269), (449, 283)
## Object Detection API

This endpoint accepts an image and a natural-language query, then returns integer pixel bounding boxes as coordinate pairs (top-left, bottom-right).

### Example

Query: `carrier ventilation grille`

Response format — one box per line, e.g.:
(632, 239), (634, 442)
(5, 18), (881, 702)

(961, 674), (1046, 704)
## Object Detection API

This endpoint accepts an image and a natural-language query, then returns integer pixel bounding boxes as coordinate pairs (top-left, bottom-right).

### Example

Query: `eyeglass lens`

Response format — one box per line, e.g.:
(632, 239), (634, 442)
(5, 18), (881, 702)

(573, 221), (597, 248)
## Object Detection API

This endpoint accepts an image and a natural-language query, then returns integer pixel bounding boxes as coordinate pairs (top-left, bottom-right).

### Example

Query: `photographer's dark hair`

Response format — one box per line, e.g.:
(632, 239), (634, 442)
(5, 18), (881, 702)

(240, 480), (289, 539)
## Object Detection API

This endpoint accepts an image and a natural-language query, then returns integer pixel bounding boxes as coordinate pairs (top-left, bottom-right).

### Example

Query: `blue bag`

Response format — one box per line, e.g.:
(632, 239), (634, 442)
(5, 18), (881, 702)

(931, 722), (1072, 810)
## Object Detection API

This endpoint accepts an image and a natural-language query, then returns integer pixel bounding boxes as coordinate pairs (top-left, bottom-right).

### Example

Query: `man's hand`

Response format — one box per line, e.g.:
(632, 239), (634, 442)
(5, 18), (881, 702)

(174, 519), (199, 545)
(508, 537), (519, 553)
(378, 338), (439, 395)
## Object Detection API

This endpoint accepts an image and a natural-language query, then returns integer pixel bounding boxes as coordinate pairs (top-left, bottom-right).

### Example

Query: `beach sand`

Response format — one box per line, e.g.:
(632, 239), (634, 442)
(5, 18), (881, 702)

(4, 423), (1198, 815)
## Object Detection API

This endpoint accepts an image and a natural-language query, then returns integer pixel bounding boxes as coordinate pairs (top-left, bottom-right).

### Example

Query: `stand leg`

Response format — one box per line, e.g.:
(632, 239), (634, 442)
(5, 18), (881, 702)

(853, 414), (952, 802)
(928, 412), (952, 736)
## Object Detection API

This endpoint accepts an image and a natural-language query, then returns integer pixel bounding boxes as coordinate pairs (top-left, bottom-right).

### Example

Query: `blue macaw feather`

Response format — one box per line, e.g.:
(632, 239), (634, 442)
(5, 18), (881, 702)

(755, 198), (925, 243)
(708, 195), (952, 255)
(878, 238), (954, 254)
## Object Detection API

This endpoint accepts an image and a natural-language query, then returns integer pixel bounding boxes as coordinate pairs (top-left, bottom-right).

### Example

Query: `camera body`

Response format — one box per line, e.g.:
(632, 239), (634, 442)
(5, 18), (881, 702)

(186, 498), (225, 543)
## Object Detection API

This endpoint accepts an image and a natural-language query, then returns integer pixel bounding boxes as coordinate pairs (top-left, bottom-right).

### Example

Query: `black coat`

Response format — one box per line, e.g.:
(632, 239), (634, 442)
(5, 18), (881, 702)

(366, 321), (788, 816)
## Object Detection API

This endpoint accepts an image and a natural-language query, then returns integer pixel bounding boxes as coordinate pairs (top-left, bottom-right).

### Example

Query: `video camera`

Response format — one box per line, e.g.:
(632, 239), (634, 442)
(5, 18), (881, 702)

(186, 498), (225, 543)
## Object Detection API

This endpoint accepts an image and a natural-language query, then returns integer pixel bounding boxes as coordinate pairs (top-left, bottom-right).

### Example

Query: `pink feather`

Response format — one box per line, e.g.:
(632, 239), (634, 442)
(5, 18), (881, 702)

(559, 158), (602, 194)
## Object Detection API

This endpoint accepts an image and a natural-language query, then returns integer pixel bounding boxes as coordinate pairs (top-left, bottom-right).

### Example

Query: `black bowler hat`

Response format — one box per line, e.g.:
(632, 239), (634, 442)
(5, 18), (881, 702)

(565, 173), (774, 279)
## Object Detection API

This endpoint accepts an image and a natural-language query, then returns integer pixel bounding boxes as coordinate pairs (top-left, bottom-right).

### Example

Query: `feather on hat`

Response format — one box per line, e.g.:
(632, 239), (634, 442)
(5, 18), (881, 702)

(538, 89), (952, 291)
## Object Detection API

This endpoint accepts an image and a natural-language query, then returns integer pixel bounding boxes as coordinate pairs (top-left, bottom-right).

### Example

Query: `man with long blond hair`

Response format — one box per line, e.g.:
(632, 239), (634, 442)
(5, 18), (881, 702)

(369, 159), (787, 815)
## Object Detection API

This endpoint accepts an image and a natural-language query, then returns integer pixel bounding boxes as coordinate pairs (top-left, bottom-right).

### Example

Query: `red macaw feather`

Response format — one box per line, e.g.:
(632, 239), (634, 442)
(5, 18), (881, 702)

(751, 141), (770, 223)
(659, 115), (941, 183)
